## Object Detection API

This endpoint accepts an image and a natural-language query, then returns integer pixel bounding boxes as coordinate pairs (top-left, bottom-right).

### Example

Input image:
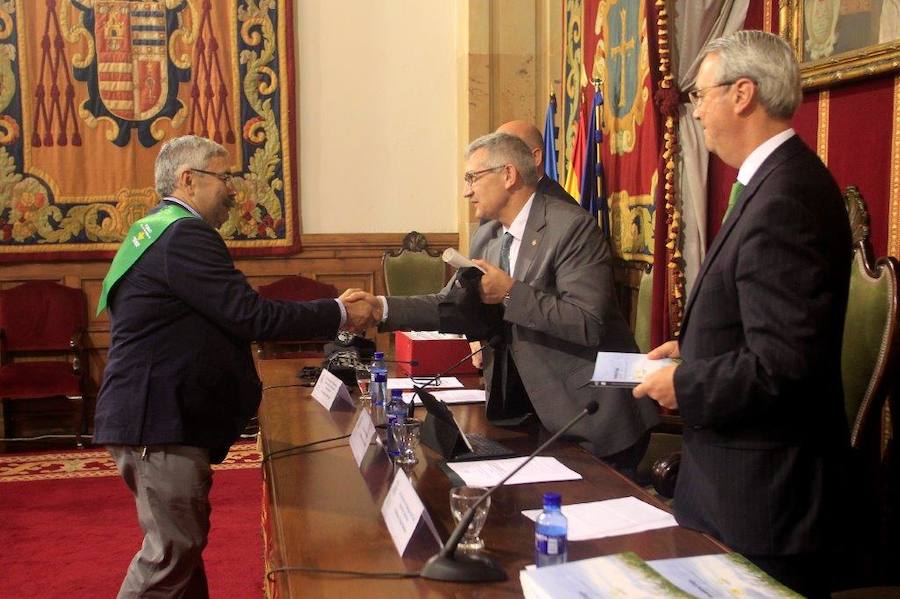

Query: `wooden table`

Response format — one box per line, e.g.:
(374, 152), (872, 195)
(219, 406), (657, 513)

(257, 358), (726, 598)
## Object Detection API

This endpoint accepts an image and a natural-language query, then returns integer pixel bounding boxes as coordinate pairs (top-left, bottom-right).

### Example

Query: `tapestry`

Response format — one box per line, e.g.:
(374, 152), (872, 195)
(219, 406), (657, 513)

(563, 0), (662, 265)
(0, 0), (299, 263)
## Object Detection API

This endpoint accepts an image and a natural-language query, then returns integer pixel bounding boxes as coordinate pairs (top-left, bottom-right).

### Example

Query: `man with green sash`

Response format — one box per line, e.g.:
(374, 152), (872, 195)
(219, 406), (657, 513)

(94, 135), (378, 598)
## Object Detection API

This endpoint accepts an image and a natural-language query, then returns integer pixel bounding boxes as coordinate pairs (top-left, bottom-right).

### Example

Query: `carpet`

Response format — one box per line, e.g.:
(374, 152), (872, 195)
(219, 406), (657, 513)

(0, 442), (264, 598)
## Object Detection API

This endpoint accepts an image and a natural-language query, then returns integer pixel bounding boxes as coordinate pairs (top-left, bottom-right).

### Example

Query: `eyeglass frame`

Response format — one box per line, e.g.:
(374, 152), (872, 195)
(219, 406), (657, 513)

(687, 80), (737, 108)
(463, 165), (506, 186)
(190, 168), (235, 185)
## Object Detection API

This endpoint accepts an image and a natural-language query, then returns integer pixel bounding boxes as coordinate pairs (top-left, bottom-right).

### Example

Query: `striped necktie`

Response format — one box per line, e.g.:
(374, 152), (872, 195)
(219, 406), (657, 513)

(499, 232), (513, 274)
(722, 181), (744, 224)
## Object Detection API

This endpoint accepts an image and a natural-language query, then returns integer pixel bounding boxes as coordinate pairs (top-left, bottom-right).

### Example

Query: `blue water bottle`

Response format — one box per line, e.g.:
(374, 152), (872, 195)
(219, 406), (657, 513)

(535, 492), (568, 567)
(370, 351), (388, 425)
(385, 388), (407, 458)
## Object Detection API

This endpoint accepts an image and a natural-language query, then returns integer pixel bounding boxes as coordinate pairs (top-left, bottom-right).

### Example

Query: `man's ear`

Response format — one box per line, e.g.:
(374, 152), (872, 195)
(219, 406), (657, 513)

(733, 78), (756, 115)
(503, 164), (519, 191)
(177, 167), (193, 192)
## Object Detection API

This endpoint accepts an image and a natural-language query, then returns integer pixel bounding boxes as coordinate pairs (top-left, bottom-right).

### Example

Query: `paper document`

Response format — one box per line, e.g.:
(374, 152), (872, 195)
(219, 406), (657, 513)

(402, 330), (466, 341)
(387, 376), (463, 389)
(442, 248), (485, 272)
(447, 456), (582, 487)
(647, 553), (803, 598)
(520, 552), (692, 599)
(591, 352), (676, 387)
(404, 389), (486, 406)
(521, 496), (677, 541)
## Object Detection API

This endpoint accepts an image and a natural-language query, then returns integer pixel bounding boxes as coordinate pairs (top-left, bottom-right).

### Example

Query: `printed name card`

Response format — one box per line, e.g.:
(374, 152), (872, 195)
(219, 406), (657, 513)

(311, 369), (353, 411)
(380, 469), (427, 556)
(349, 409), (377, 467)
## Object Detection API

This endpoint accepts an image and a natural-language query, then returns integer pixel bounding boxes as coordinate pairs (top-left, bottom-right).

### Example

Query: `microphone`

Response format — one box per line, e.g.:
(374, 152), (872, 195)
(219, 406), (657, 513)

(419, 400), (600, 582)
(407, 334), (503, 418)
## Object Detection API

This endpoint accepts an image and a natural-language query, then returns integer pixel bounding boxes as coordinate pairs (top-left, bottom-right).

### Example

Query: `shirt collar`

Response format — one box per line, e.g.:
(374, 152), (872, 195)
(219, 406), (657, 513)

(737, 128), (795, 186)
(502, 193), (535, 240)
(163, 196), (202, 219)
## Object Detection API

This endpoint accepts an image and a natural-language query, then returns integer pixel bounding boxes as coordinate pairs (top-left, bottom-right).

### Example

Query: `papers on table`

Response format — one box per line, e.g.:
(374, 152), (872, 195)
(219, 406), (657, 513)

(521, 496), (677, 541)
(447, 456), (582, 487)
(591, 351), (677, 387)
(647, 553), (804, 598)
(403, 389), (486, 406)
(401, 331), (466, 341)
(387, 376), (464, 389)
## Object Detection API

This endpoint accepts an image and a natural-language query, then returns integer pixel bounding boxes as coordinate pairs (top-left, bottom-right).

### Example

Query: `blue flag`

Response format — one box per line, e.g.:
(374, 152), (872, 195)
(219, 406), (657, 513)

(543, 94), (559, 182)
(579, 87), (610, 237)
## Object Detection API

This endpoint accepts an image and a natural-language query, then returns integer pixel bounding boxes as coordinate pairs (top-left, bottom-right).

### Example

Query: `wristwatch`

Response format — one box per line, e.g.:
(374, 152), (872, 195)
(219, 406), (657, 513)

(502, 287), (513, 307)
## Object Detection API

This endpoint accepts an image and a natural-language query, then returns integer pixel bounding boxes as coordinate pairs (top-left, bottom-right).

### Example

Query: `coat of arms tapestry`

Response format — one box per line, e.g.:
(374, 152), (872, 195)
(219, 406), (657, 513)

(0, 0), (299, 263)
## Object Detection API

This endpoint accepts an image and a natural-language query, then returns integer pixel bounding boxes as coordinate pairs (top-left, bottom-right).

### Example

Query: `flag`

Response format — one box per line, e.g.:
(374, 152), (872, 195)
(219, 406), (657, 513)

(579, 87), (610, 237)
(542, 93), (559, 181)
(563, 100), (587, 203)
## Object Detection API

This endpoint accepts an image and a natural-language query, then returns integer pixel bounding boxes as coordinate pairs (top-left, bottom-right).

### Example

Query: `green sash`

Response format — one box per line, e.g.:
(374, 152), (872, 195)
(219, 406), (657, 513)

(96, 204), (198, 315)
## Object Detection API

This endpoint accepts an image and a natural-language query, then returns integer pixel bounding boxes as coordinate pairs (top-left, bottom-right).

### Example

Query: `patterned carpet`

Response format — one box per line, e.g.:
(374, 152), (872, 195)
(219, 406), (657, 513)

(0, 440), (262, 483)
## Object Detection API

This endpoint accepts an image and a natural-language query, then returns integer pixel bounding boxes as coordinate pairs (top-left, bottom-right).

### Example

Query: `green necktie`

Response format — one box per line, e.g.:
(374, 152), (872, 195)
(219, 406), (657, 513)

(722, 181), (744, 224)
(499, 232), (513, 274)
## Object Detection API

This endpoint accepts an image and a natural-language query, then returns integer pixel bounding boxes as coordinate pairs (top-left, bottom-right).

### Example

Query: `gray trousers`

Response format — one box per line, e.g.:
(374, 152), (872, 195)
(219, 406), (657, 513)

(108, 445), (213, 599)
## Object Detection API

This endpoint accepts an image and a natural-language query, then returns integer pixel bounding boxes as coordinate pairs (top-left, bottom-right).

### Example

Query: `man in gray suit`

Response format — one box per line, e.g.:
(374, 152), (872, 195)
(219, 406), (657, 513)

(366, 132), (659, 475)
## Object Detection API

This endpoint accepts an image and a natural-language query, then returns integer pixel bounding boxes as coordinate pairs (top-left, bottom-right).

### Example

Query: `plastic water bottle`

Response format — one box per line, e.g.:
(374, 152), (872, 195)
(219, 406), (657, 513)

(535, 492), (567, 567)
(370, 351), (388, 425)
(385, 388), (407, 458)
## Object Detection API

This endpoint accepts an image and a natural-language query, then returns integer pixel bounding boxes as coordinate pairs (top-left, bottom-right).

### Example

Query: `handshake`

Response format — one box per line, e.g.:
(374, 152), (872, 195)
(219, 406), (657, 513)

(338, 288), (384, 334)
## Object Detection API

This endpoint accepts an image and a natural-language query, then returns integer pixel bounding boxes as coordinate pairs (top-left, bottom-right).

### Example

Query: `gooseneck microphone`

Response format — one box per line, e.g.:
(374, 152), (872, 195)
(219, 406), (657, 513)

(419, 400), (601, 582)
(407, 334), (504, 418)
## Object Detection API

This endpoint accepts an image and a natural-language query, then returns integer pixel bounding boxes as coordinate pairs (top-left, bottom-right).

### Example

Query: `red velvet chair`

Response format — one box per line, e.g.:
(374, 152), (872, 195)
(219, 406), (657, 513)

(256, 275), (338, 358)
(0, 281), (88, 446)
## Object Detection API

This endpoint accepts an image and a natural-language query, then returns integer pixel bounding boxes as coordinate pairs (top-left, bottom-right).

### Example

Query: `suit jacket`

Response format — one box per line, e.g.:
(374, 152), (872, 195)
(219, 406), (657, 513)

(537, 175), (577, 204)
(673, 135), (851, 555)
(384, 192), (659, 456)
(94, 201), (341, 463)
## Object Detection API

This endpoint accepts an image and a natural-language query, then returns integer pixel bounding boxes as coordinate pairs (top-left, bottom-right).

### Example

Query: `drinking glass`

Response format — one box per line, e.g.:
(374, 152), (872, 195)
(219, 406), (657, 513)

(449, 486), (490, 552)
(355, 365), (371, 403)
(393, 418), (422, 467)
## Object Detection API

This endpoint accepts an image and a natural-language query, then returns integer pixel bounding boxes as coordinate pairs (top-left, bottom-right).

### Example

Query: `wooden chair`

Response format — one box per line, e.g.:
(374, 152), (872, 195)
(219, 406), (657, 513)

(0, 281), (88, 446)
(255, 275), (338, 358)
(382, 231), (446, 296)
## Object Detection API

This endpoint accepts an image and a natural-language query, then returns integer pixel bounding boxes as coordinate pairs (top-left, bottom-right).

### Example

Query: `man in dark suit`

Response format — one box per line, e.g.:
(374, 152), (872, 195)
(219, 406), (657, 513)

(356, 132), (658, 475)
(633, 31), (851, 597)
(94, 135), (376, 598)
(496, 119), (575, 204)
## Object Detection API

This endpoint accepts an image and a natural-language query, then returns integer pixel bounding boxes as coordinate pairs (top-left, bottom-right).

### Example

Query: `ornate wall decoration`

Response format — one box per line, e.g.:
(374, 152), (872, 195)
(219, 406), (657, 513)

(0, 0), (299, 262)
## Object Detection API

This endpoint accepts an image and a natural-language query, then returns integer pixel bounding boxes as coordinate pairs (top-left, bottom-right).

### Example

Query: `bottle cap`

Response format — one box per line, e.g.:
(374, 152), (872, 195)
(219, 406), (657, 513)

(543, 492), (561, 507)
(391, 388), (403, 399)
(374, 351), (384, 359)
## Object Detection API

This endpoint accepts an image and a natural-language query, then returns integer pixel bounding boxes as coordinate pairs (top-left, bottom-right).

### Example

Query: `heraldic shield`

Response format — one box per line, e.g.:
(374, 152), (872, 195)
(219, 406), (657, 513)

(73, 0), (189, 148)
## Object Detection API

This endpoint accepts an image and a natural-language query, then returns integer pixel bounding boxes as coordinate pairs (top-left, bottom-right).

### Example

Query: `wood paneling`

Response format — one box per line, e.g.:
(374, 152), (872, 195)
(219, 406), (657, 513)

(0, 231), (458, 439)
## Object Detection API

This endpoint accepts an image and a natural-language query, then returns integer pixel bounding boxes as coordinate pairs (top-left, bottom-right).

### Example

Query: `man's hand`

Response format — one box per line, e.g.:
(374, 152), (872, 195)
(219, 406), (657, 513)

(632, 365), (678, 410)
(469, 341), (483, 369)
(338, 289), (383, 333)
(632, 340), (681, 409)
(471, 259), (514, 304)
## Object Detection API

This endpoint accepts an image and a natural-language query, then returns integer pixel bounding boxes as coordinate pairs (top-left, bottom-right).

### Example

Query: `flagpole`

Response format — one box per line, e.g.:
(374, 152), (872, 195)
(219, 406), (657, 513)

(592, 77), (605, 235)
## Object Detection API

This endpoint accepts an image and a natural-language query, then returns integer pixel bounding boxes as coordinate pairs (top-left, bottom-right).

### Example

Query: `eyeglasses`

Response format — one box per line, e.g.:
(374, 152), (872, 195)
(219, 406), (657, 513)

(191, 168), (234, 185)
(463, 165), (505, 186)
(688, 81), (736, 108)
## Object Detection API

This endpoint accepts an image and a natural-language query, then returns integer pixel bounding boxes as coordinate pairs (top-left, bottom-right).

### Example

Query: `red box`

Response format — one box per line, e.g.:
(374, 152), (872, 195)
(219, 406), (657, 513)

(393, 331), (479, 376)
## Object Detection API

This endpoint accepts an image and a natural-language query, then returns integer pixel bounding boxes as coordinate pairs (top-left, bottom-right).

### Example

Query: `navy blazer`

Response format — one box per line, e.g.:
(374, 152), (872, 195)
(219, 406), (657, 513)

(673, 136), (851, 555)
(94, 201), (341, 462)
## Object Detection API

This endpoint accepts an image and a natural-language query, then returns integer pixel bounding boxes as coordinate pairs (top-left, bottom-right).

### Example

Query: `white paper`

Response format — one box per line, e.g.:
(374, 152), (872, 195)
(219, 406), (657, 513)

(521, 496), (677, 541)
(590, 352), (676, 386)
(387, 376), (464, 389)
(311, 369), (353, 410)
(402, 330), (466, 341)
(403, 389), (486, 406)
(349, 409), (376, 467)
(447, 456), (582, 487)
(380, 469), (427, 556)
(442, 247), (485, 272)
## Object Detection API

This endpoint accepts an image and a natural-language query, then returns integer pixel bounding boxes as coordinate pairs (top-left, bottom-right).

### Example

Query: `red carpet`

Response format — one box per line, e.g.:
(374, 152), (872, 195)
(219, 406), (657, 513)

(0, 445), (264, 598)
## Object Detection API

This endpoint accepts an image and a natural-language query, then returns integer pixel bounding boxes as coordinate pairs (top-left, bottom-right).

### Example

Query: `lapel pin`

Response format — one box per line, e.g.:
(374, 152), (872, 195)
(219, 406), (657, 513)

(531, 240), (537, 246)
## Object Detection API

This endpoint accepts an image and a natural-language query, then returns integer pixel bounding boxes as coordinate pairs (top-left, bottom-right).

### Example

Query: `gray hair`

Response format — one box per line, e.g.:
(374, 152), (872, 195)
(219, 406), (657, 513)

(701, 30), (801, 120)
(466, 132), (538, 187)
(154, 135), (228, 197)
